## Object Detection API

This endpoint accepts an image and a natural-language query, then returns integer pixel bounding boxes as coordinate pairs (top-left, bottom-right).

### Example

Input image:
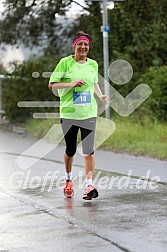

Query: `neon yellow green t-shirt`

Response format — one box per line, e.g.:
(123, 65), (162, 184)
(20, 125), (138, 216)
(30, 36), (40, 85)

(49, 55), (98, 119)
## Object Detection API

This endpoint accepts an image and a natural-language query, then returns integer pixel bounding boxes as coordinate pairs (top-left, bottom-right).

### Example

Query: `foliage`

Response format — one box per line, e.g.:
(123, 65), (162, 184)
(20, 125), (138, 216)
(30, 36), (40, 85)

(66, 0), (167, 74)
(66, 1), (103, 74)
(1, 0), (167, 122)
(2, 55), (60, 122)
(0, 0), (74, 54)
(108, 0), (167, 70)
(67, 0), (167, 108)
(136, 66), (167, 121)
(1, 0), (167, 70)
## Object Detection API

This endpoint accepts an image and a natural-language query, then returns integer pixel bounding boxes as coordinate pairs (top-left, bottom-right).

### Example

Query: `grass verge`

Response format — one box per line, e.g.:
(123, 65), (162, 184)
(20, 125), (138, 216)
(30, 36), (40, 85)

(25, 116), (167, 160)
(99, 116), (167, 160)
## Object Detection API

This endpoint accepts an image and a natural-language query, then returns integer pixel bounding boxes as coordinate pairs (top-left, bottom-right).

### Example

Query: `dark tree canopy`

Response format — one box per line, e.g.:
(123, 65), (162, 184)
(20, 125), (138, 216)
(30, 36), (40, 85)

(0, 0), (167, 71)
(0, 0), (76, 52)
(1, 0), (167, 122)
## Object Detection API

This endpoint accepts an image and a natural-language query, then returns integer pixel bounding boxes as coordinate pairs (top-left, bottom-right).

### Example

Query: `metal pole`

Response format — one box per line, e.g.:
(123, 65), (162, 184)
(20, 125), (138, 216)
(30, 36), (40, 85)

(102, 0), (110, 119)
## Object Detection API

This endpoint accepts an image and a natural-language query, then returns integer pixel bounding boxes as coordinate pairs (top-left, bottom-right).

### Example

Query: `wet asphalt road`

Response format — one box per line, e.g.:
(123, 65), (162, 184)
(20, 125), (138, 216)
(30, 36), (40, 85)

(0, 129), (167, 252)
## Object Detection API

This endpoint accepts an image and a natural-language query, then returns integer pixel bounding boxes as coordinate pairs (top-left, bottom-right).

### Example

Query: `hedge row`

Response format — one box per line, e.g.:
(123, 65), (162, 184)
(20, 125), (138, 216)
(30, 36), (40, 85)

(2, 56), (60, 122)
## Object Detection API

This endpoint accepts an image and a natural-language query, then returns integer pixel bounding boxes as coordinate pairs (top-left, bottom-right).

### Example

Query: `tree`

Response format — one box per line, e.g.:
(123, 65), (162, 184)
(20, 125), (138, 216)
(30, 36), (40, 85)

(136, 66), (167, 121)
(1, 0), (166, 71)
(67, 0), (167, 76)
(108, 0), (167, 70)
(0, 60), (5, 74)
(66, 1), (103, 73)
(0, 0), (79, 54)
(1, 0), (167, 122)
(2, 55), (60, 122)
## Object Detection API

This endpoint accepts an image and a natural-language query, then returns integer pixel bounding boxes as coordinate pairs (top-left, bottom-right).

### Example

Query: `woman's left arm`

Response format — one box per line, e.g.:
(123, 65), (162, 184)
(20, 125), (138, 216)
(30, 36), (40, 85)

(94, 83), (108, 104)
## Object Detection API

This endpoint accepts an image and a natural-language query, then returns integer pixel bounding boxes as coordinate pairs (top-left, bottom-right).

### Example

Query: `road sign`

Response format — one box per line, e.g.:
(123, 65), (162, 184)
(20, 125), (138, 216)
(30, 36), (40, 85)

(101, 25), (111, 32)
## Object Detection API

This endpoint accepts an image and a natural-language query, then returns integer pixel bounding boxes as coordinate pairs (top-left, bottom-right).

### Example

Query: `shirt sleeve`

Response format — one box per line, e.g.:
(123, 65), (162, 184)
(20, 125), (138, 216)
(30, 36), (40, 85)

(49, 58), (66, 83)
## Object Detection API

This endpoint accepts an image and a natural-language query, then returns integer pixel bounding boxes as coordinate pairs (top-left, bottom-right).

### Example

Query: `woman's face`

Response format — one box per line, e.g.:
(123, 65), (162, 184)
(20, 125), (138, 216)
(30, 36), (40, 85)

(74, 40), (90, 58)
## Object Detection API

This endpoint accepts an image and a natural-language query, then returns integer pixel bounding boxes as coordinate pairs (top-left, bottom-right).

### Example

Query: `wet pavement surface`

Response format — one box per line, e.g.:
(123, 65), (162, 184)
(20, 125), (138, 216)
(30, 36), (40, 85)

(0, 129), (167, 252)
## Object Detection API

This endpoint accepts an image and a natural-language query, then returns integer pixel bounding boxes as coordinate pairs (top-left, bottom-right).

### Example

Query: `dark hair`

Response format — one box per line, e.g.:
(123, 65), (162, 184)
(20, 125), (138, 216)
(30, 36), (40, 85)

(72, 31), (92, 45)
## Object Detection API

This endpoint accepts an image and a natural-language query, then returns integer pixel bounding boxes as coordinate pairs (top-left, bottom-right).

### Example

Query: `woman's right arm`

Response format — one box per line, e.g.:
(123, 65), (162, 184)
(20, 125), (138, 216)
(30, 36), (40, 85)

(48, 80), (85, 90)
(49, 58), (85, 90)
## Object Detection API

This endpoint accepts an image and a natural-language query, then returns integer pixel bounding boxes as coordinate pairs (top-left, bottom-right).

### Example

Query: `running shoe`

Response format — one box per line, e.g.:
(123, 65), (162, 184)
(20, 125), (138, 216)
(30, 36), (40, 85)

(64, 180), (74, 198)
(83, 185), (98, 200)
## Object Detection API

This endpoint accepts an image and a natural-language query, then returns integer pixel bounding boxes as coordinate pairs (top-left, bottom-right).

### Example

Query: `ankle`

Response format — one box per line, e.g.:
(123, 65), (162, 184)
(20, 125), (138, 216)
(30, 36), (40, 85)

(85, 178), (93, 188)
(65, 172), (72, 181)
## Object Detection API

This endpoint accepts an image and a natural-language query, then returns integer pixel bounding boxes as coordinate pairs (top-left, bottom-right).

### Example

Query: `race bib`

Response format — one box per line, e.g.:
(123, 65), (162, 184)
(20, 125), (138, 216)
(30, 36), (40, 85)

(73, 91), (91, 106)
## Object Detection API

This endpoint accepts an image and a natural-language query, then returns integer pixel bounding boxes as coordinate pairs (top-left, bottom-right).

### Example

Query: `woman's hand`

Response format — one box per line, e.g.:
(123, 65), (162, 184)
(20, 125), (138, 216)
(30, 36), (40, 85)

(94, 84), (108, 104)
(100, 95), (108, 104)
(70, 80), (86, 88)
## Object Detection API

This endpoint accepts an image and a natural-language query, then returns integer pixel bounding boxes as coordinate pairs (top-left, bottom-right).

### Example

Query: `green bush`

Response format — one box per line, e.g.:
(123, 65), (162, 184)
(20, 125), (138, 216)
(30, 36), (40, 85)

(136, 66), (167, 121)
(2, 56), (60, 122)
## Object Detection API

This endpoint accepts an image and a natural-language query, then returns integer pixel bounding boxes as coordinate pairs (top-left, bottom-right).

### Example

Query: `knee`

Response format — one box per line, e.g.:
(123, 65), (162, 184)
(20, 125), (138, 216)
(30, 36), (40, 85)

(65, 147), (77, 157)
(83, 151), (94, 157)
(84, 153), (94, 159)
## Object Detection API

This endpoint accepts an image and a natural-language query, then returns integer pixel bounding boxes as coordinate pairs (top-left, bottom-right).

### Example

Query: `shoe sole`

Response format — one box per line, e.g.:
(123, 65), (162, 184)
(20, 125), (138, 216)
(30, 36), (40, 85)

(88, 188), (98, 198)
(83, 188), (99, 200)
(83, 195), (92, 200)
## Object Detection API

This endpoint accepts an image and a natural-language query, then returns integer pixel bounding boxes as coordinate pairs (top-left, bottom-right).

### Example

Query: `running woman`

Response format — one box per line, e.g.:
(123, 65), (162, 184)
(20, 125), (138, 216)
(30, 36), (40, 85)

(48, 31), (108, 200)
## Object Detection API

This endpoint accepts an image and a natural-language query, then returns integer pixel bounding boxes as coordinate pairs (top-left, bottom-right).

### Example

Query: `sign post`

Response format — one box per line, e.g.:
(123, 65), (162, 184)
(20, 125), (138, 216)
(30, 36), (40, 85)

(102, 0), (110, 119)
(92, 0), (126, 118)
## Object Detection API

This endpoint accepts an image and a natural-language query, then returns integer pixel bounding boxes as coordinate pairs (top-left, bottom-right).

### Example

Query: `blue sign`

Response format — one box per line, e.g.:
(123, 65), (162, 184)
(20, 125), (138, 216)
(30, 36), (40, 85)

(104, 25), (110, 32)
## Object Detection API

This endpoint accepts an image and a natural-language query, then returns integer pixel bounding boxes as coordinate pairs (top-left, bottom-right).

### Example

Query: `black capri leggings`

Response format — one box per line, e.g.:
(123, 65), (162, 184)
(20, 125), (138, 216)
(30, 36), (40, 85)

(60, 117), (96, 157)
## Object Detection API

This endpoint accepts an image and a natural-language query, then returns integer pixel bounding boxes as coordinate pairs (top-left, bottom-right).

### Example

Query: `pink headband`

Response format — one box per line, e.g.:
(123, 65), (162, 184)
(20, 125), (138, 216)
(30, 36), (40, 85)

(72, 36), (91, 48)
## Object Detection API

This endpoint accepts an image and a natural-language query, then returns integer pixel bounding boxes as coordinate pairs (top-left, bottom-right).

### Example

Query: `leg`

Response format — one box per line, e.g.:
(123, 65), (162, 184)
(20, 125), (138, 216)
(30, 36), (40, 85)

(61, 119), (79, 177)
(80, 118), (96, 181)
(80, 118), (98, 199)
(64, 152), (73, 173)
(84, 154), (95, 180)
(61, 119), (79, 198)
(83, 154), (98, 200)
